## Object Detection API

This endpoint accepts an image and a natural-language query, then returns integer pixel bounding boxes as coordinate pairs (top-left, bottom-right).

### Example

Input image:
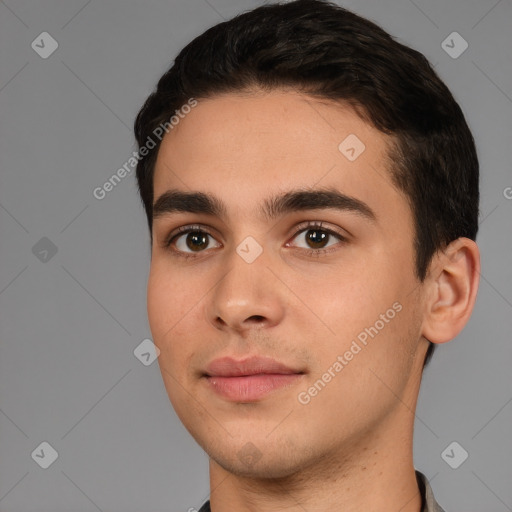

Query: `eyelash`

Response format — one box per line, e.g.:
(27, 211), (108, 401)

(162, 221), (348, 260)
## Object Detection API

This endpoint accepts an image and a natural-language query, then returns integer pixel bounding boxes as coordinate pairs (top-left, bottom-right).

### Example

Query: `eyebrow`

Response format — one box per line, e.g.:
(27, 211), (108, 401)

(152, 187), (376, 223)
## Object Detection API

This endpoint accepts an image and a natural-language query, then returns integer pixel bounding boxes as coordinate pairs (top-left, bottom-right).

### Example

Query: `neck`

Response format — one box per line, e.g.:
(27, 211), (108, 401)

(208, 413), (422, 512)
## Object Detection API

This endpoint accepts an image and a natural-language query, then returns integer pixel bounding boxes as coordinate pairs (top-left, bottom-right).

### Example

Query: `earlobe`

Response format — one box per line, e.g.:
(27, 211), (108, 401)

(421, 237), (480, 345)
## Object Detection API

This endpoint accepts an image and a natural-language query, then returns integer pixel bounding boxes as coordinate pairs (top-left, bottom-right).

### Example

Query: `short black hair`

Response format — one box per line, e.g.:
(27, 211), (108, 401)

(134, 0), (479, 368)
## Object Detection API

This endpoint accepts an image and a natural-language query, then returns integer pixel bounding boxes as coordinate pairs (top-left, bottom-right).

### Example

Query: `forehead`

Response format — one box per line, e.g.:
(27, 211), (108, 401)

(152, 90), (400, 221)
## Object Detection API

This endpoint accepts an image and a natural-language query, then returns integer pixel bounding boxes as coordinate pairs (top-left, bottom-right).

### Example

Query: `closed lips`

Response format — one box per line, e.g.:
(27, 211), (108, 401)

(204, 356), (304, 377)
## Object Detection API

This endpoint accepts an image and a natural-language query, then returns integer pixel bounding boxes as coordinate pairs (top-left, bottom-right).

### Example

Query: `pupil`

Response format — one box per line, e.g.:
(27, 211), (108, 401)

(307, 229), (328, 248)
(186, 232), (208, 251)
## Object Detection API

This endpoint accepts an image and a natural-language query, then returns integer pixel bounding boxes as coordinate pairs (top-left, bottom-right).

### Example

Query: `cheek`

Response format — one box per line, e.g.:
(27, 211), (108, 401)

(307, 304), (418, 421)
(295, 264), (386, 338)
(147, 266), (172, 334)
(303, 255), (416, 363)
(147, 266), (202, 414)
(147, 263), (199, 361)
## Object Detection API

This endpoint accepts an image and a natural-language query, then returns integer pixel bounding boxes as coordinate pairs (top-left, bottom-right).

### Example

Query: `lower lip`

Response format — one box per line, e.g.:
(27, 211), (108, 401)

(204, 374), (303, 401)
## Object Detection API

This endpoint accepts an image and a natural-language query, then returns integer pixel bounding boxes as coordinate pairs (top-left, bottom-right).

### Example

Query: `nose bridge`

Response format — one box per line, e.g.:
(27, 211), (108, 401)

(207, 236), (284, 330)
(217, 238), (268, 309)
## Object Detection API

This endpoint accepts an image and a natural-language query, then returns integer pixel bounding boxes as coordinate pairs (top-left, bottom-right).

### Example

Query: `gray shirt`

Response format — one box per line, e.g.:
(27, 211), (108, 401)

(197, 470), (445, 511)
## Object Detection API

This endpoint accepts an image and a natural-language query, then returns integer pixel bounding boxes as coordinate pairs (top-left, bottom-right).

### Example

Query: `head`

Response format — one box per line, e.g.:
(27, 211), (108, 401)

(134, 0), (479, 478)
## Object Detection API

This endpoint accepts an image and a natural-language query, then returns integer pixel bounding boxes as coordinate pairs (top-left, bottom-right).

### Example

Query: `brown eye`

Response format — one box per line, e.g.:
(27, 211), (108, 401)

(185, 231), (209, 251)
(289, 225), (344, 252)
(170, 228), (222, 255)
(304, 229), (329, 249)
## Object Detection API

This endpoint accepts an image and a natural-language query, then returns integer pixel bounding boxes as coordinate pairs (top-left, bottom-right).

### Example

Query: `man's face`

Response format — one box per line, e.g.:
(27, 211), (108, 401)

(148, 90), (429, 478)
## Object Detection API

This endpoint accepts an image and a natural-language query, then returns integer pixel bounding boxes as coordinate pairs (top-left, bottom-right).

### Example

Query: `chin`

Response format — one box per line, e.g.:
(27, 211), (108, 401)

(204, 435), (318, 480)
(212, 454), (303, 480)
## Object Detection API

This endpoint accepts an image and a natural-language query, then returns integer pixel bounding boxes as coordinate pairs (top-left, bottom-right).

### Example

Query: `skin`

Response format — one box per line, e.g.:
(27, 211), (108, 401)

(147, 89), (480, 512)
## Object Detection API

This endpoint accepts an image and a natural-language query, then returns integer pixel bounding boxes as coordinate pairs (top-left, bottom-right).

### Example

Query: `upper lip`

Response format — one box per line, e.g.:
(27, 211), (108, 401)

(204, 356), (303, 377)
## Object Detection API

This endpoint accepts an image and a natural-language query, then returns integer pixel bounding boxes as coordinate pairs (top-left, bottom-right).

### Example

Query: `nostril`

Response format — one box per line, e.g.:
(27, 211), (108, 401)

(216, 317), (227, 326)
(247, 315), (266, 322)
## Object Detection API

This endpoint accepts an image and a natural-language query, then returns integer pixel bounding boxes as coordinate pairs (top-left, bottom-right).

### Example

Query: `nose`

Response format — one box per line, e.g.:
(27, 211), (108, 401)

(206, 244), (286, 333)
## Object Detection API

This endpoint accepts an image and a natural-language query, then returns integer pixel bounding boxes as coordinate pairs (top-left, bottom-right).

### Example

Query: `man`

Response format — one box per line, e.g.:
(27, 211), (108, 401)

(134, 1), (480, 510)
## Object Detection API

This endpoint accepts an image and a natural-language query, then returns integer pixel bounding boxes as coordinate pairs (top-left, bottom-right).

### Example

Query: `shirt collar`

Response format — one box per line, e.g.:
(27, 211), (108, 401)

(416, 470), (445, 512)
(199, 470), (446, 512)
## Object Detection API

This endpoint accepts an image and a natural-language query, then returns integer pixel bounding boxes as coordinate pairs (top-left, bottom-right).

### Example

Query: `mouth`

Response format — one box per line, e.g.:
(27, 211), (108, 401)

(202, 355), (305, 402)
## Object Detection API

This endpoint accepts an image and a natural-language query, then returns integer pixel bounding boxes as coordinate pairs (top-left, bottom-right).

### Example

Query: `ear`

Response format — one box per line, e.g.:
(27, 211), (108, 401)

(421, 237), (480, 344)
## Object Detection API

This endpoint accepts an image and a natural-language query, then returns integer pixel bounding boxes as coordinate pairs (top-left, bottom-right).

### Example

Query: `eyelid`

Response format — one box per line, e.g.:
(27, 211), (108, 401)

(162, 223), (221, 249)
(286, 220), (349, 245)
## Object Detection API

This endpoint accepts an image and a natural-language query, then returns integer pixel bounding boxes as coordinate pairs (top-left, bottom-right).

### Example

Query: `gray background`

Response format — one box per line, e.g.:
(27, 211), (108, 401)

(0, 0), (511, 510)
